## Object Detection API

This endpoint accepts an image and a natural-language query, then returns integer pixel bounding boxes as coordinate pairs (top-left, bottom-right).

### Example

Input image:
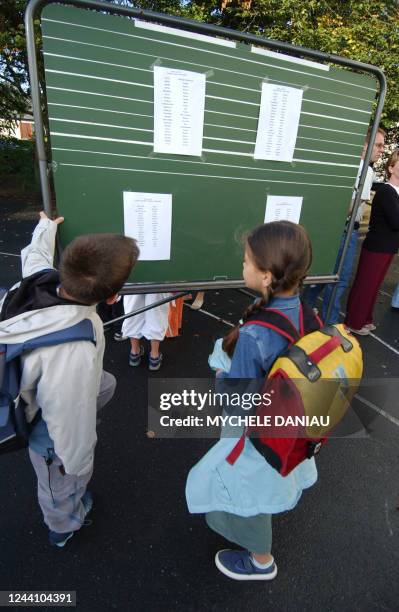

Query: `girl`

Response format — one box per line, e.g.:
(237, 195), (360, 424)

(345, 150), (399, 334)
(186, 221), (317, 581)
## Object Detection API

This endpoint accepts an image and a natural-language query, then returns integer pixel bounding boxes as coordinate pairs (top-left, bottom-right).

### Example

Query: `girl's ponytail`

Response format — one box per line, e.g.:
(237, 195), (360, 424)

(222, 297), (267, 357)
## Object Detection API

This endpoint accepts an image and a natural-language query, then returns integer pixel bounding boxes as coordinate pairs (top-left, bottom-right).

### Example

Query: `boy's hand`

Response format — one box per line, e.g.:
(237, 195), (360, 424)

(39, 211), (64, 225)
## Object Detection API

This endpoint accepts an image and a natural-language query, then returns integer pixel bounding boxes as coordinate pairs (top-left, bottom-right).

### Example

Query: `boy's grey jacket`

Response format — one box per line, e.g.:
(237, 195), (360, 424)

(0, 218), (105, 476)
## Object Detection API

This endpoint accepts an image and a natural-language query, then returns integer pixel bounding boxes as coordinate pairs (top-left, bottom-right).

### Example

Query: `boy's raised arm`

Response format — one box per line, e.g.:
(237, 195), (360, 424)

(21, 211), (64, 278)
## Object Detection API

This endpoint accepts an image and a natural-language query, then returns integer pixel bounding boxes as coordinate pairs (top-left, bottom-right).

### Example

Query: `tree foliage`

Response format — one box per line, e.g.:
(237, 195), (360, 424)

(0, 0), (31, 129)
(181, 0), (399, 127)
(1, 0), (399, 129)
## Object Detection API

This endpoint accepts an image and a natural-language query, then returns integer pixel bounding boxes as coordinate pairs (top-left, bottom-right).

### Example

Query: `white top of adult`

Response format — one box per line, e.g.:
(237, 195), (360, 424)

(353, 159), (374, 223)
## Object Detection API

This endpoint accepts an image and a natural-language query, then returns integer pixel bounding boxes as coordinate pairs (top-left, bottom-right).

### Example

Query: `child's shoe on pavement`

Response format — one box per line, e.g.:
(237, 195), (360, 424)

(215, 550), (277, 581)
(149, 353), (162, 371)
(129, 346), (144, 366)
(113, 332), (127, 342)
(49, 530), (74, 548)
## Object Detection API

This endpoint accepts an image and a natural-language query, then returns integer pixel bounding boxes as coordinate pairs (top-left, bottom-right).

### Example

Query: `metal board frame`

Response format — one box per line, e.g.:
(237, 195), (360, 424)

(25, 0), (386, 300)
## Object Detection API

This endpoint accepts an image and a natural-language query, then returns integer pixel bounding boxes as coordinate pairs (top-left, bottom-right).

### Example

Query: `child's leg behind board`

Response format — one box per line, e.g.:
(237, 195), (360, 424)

(122, 294), (146, 357)
(150, 339), (160, 359)
(142, 293), (171, 358)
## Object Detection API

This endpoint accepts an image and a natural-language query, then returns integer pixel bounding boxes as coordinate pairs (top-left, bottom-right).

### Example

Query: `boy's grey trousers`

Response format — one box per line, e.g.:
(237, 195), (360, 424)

(29, 370), (116, 535)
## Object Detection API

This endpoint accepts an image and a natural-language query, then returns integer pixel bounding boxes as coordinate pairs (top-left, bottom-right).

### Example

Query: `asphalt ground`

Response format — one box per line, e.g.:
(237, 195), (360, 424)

(1, 198), (399, 612)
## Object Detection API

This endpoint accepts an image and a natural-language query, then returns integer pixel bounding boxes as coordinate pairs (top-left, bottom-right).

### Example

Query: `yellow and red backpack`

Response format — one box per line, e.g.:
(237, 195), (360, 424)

(226, 302), (363, 476)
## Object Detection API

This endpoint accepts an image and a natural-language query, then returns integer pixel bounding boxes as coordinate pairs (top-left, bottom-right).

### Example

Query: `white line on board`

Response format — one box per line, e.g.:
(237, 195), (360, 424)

(0, 251), (20, 258)
(44, 51), (151, 74)
(301, 111), (368, 126)
(48, 102), (153, 119)
(58, 161), (353, 188)
(52, 146), (355, 182)
(51, 117), (152, 133)
(47, 85), (151, 105)
(45, 68), (153, 89)
(50, 135), (359, 170)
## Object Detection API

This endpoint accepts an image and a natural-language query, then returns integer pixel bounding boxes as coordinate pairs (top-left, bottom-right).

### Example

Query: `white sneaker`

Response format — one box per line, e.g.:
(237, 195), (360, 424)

(347, 326), (370, 336)
(364, 323), (376, 331)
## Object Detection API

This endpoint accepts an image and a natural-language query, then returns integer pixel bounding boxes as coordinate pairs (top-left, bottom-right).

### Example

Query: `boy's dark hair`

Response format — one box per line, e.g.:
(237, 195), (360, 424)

(60, 233), (139, 304)
(223, 221), (312, 357)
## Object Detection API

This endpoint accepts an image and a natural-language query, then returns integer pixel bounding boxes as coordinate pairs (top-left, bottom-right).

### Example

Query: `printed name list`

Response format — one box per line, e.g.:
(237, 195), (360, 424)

(153, 66), (206, 156)
(254, 83), (303, 162)
(123, 191), (172, 261)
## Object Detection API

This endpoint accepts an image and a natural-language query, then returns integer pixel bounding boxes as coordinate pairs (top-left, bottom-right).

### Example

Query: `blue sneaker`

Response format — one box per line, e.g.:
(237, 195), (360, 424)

(49, 530), (74, 548)
(215, 550), (277, 581)
(129, 346), (144, 367)
(49, 492), (93, 547)
(149, 353), (162, 371)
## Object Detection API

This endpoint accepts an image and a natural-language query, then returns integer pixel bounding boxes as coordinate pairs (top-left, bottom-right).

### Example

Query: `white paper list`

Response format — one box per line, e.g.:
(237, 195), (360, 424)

(264, 195), (303, 224)
(153, 66), (206, 156)
(254, 83), (303, 162)
(123, 192), (172, 261)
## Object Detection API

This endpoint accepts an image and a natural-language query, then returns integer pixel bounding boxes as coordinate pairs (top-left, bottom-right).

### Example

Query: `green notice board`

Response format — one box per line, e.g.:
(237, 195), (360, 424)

(41, 3), (378, 285)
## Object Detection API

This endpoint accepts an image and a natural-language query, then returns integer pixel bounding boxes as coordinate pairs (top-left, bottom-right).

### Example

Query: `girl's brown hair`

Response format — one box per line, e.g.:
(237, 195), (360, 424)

(386, 150), (399, 179)
(222, 221), (312, 357)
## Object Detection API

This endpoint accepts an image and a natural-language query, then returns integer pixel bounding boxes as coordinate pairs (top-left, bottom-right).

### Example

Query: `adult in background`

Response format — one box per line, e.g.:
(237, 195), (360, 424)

(304, 127), (385, 323)
(345, 150), (399, 334)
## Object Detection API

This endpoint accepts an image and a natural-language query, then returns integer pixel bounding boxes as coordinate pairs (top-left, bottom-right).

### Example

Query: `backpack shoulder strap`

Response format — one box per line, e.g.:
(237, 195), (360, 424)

(243, 307), (300, 345)
(300, 301), (323, 335)
(5, 319), (95, 362)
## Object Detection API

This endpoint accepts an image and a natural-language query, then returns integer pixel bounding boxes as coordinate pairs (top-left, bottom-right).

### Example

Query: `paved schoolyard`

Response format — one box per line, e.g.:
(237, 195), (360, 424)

(1, 198), (399, 612)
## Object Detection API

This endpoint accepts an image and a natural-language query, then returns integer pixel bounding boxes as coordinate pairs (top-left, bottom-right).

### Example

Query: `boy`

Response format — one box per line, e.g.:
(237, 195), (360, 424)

(0, 212), (139, 547)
